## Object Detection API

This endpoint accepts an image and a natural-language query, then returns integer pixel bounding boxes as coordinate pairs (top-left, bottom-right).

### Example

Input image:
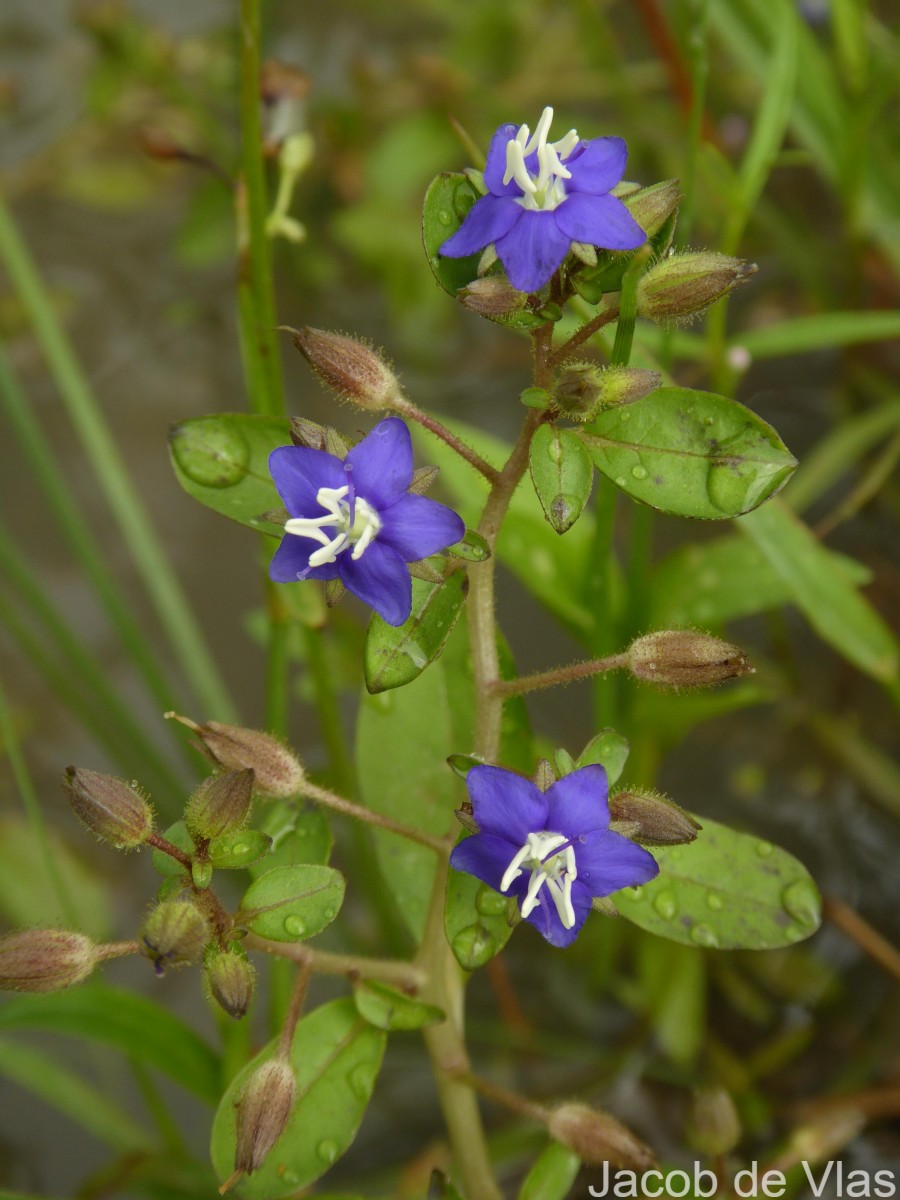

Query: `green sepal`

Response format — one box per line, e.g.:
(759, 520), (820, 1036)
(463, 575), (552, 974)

(575, 728), (630, 785)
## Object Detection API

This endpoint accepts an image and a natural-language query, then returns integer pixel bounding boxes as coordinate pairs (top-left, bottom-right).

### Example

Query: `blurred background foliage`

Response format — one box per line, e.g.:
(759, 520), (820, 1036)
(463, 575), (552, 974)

(0, 0), (899, 1196)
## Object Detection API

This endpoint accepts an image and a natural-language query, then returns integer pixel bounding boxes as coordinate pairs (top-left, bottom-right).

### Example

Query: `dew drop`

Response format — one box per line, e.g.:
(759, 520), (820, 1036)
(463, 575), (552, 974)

(437, 208), (453, 226)
(475, 884), (508, 917)
(230, 843), (249, 857)
(283, 914), (307, 937)
(706, 891), (723, 911)
(170, 417), (250, 489)
(690, 922), (719, 947)
(349, 1063), (375, 1099)
(631, 464), (648, 481)
(705, 463), (748, 515)
(547, 438), (563, 464)
(451, 923), (496, 970)
(280, 1170), (300, 1186)
(317, 1140), (339, 1164)
(756, 840), (774, 858)
(782, 879), (821, 928)
(323, 907), (335, 921)
(652, 890), (677, 920)
(615, 476), (626, 487)
(191, 861), (213, 890)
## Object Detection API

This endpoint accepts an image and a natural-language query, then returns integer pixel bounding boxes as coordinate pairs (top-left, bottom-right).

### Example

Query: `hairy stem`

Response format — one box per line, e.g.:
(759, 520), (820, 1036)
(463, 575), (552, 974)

(297, 778), (450, 854)
(550, 303), (619, 365)
(492, 653), (629, 699)
(247, 935), (427, 991)
(389, 394), (501, 483)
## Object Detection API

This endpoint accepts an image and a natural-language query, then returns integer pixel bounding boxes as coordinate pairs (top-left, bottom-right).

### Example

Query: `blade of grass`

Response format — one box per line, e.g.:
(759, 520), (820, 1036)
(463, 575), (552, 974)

(0, 195), (236, 722)
(785, 399), (900, 513)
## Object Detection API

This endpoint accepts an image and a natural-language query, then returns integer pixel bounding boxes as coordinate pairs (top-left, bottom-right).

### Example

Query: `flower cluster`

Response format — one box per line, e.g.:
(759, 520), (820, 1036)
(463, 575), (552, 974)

(450, 764), (658, 947)
(440, 106), (646, 293)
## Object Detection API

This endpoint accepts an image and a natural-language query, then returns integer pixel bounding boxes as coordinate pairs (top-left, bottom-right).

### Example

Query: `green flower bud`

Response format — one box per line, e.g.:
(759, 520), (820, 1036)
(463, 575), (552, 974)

(457, 276), (526, 318)
(687, 1086), (742, 1157)
(283, 326), (401, 411)
(0, 930), (98, 993)
(627, 630), (753, 689)
(185, 769), (254, 842)
(547, 1102), (655, 1170)
(234, 1058), (296, 1176)
(609, 788), (700, 846)
(555, 363), (661, 418)
(166, 714), (305, 799)
(621, 178), (682, 242)
(205, 947), (255, 1019)
(637, 252), (757, 322)
(140, 899), (210, 975)
(62, 766), (153, 849)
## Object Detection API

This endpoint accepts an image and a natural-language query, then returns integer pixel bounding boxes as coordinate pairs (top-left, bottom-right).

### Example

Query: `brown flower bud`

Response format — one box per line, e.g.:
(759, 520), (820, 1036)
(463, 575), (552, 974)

(166, 714), (305, 799)
(235, 1058), (296, 1175)
(62, 767), (153, 849)
(620, 178), (682, 242)
(185, 769), (254, 842)
(687, 1086), (742, 1157)
(140, 900), (210, 975)
(282, 326), (401, 411)
(0, 930), (98, 993)
(627, 630), (753, 689)
(637, 252), (757, 322)
(205, 947), (255, 1019)
(556, 363), (661, 418)
(609, 788), (700, 847)
(547, 1103), (655, 1170)
(458, 276), (526, 318)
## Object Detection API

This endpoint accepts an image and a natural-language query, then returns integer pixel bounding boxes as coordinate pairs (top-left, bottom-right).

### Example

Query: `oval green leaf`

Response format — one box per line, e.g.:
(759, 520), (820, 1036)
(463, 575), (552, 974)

(169, 413), (290, 532)
(210, 998), (386, 1197)
(529, 424), (594, 535)
(575, 728), (630, 785)
(579, 387), (797, 519)
(614, 815), (821, 950)
(352, 980), (445, 1031)
(239, 864), (345, 942)
(445, 835), (514, 971)
(447, 528), (491, 561)
(250, 800), (333, 877)
(518, 1142), (582, 1200)
(364, 572), (468, 694)
(207, 829), (272, 870)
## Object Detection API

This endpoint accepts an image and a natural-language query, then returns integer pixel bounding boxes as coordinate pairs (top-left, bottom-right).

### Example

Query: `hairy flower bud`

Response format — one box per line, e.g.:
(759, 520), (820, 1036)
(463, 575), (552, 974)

(283, 326), (400, 411)
(621, 178), (682, 241)
(609, 788), (700, 846)
(687, 1086), (742, 1157)
(185, 769), (254, 842)
(556, 363), (661, 417)
(62, 766), (153, 849)
(637, 252), (756, 322)
(166, 714), (305, 799)
(205, 947), (255, 1019)
(458, 276), (527, 318)
(234, 1058), (296, 1175)
(547, 1103), (655, 1170)
(627, 630), (753, 689)
(140, 900), (210, 975)
(0, 930), (98, 993)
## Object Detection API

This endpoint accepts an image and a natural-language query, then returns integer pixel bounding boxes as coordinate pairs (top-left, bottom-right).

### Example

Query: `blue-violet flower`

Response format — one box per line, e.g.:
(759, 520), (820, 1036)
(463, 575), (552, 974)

(440, 106), (647, 294)
(450, 763), (659, 947)
(268, 417), (464, 626)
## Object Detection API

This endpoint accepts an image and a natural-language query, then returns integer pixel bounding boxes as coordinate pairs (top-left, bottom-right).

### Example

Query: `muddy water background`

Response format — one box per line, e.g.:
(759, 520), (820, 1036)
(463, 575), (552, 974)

(1, 0), (899, 1193)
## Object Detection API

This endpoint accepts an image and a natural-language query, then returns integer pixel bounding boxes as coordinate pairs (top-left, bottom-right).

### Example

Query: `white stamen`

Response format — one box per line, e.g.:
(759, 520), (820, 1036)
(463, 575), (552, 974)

(503, 141), (537, 194)
(500, 830), (578, 929)
(502, 106), (581, 214)
(284, 483), (382, 568)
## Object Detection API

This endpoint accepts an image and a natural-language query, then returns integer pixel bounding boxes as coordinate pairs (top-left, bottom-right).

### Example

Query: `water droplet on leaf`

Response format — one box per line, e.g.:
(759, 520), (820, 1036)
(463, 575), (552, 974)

(349, 1063), (375, 1099)
(170, 417), (250, 489)
(653, 890), (677, 919)
(756, 840), (774, 858)
(475, 884), (508, 916)
(631, 464), (648, 480)
(547, 438), (563, 464)
(317, 1140), (338, 1164)
(283, 914), (307, 937)
(782, 879), (820, 928)
(706, 891), (723, 911)
(437, 209), (453, 226)
(451, 923), (496, 970)
(690, 922), (719, 947)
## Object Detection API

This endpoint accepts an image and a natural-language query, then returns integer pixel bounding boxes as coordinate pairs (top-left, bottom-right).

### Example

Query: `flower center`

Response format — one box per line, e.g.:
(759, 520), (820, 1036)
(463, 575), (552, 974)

(503, 105), (580, 213)
(283, 484), (382, 568)
(500, 829), (578, 929)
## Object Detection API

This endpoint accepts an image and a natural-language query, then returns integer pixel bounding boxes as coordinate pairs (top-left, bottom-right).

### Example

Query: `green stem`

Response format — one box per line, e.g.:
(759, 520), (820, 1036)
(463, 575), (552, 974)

(247, 935), (426, 991)
(0, 194), (236, 722)
(610, 248), (650, 367)
(264, 581), (291, 738)
(586, 477), (620, 731)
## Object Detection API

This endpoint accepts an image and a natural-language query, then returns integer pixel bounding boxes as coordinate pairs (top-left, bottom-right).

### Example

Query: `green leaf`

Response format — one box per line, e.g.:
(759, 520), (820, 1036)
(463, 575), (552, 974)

(151, 820), (193, 877)
(448, 528), (491, 561)
(614, 815), (821, 949)
(0, 1036), (152, 1151)
(239, 864), (345, 942)
(356, 659), (459, 939)
(352, 980), (445, 1031)
(445, 835), (515, 971)
(732, 311), (900, 360)
(364, 573), (468, 693)
(422, 172), (481, 296)
(169, 413), (289, 532)
(529, 425), (594, 534)
(579, 387), (797, 519)
(210, 999), (386, 1197)
(0, 817), (112, 939)
(0, 983), (220, 1103)
(737, 499), (899, 682)
(649, 533), (871, 629)
(518, 1142), (582, 1200)
(207, 830), (272, 870)
(250, 800), (332, 876)
(575, 729), (630, 785)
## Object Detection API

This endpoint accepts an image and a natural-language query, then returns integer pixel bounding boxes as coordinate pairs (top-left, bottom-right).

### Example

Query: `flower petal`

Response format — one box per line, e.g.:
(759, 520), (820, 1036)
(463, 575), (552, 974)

(440, 195), (523, 259)
(576, 830), (659, 896)
(483, 124), (521, 195)
(544, 764), (609, 837)
(554, 192), (647, 251)
(495, 211), (571, 293)
(466, 765), (547, 842)
(566, 136), (628, 194)
(450, 832), (518, 892)
(523, 878), (593, 948)
(269, 535), (340, 583)
(339, 539), (411, 626)
(345, 417), (413, 507)
(379, 493), (465, 562)
(268, 445), (346, 516)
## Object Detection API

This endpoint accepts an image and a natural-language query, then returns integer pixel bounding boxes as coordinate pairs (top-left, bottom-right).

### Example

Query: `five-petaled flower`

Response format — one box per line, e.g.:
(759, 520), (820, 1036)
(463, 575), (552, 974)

(450, 763), (659, 947)
(268, 417), (464, 626)
(440, 106), (647, 294)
